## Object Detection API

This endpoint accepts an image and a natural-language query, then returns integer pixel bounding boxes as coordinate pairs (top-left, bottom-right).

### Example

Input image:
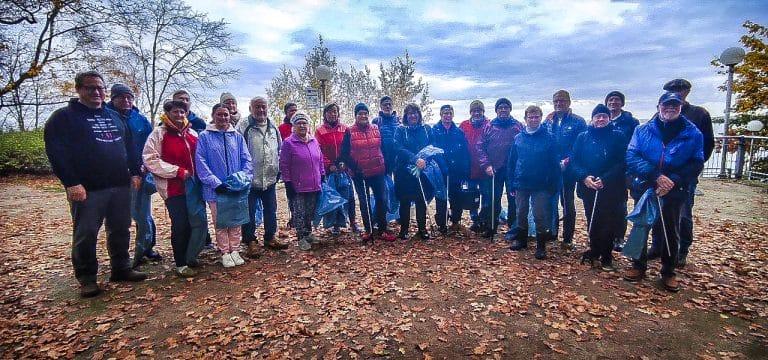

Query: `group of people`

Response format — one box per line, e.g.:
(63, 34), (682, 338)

(44, 71), (713, 298)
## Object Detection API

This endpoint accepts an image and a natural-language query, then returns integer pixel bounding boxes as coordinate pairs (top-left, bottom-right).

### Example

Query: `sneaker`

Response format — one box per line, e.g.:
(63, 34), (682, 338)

(80, 282), (102, 298)
(612, 238), (624, 252)
(351, 225), (363, 235)
(222, 253), (236, 268)
(361, 233), (373, 243)
(509, 239), (527, 251)
(246, 242), (262, 258)
(601, 262), (617, 272)
(110, 269), (148, 282)
(298, 238), (312, 251)
(661, 275), (680, 292)
(397, 229), (409, 240)
(560, 241), (574, 250)
(230, 251), (245, 266)
(623, 268), (646, 282)
(176, 266), (197, 278)
(417, 230), (431, 240)
(145, 249), (163, 261)
(264, 239), (289, 250)
(379, 231), (397, 242)
(307, 233), (320, 244)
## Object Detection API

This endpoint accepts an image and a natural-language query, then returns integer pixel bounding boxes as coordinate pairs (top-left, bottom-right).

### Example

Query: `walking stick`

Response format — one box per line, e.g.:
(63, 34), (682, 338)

(588, 189), (599, 236)
(362, 177), (374, 238)
(656, 194), (672, 257)
(416, 170), (436, 236)
(490, 171), (496, 241)
(445, 174), (450, 229)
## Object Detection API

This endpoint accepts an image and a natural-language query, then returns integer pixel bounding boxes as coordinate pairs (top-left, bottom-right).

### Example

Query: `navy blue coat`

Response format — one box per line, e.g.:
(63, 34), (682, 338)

(570, 126), (627, 199)
(431, 122), (470, 180)
(372, 111), (401, 174)
(105, 102), (153, 171)
(626, 115), (704, 200)
(545, 110), (587, 161)
(393, 124), (434, 200)
(506, 127), (560, 193)
(610, 110), (640, 145)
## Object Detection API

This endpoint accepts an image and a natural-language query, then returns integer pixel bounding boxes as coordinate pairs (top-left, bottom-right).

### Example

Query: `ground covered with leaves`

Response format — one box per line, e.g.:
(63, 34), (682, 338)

(0, 176), (766, 359)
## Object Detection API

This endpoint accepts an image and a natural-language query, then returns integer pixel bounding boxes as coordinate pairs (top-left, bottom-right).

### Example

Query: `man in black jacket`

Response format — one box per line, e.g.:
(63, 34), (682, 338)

(44, 71), (147, 298)
(651, 79), (714, 267)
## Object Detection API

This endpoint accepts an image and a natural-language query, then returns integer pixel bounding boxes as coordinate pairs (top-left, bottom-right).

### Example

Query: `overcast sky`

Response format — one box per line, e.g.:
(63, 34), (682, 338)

(186, 0), (767, 126)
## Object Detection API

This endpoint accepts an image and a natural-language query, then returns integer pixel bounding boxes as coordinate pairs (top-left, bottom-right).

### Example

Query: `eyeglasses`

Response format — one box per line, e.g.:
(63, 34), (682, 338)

(81, 86), (106, 93)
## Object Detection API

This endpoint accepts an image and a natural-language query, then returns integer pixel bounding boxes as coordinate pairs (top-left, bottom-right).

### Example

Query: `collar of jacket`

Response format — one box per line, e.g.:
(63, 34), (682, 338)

(648, 114), (696, 140)
(434, 122), (457, 133)
(378, 111), (398, 123)
(546, 109), (573, 123)
(205, 124), (236, 132)
(287, 133), (316, 144)
(491, 116), (520, 128)
(248, 115), (274, 128)
(469, 117), (488, 128)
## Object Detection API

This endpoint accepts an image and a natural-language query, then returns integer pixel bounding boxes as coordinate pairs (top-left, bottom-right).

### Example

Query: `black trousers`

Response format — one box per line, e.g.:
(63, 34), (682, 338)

(582, 189), (624, 262)
(435, 176), (463, 227)
(353, 175), (387, 233)
(560, 178), (577, 242)
(165, 195), (191, 267)
(242, 184), (278, 245)
(632, 195), (685, 277)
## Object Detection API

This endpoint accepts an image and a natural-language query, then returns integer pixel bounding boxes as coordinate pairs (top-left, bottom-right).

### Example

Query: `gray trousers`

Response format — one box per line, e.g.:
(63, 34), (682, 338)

(69, 186), (131, 284)
(514, 189), (554, 235)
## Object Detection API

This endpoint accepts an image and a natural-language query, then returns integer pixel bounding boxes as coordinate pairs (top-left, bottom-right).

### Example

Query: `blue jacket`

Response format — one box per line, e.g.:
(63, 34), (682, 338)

(546, 110), (587, 161)
(570, 125), (627, 199)
(105, 102), (153, 170)
(194, 125), (253, 202)
(506, 126), (560, 192)
(393, 123), (434, 200)
(372, 111), (401, 174)
(431, 122), (470, 180)
(610, 110), (640, 144)
(626, 115), (704, 200)
(188, 110), (207, 132)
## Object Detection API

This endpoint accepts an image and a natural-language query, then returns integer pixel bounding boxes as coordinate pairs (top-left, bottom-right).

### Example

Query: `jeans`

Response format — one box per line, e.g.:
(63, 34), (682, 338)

(353, 175), (387, 233)
(435, 176), (463, 227)
(293, 191), (319, 239)
(70, 186), (132, 284)
(130, 181), (156, 261)
(514, 189), (553, 237)
(166, 195), (191, 267)
(479, 171), (515, 232)
(559, 178), (577, 242)
(242, 184), (277, 245)
(632, 195), (685, 277)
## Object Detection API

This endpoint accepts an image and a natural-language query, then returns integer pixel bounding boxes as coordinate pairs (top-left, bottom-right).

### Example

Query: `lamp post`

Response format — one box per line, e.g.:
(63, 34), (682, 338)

(717, 47), (746, 178)
(315, 64), (331, 108)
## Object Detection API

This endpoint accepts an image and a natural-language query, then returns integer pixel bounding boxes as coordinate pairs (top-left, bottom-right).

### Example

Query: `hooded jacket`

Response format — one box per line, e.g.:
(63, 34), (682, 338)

(432, 121), (470, 180)
(194, 124), (253, 202)
(315, 122), (348, 173)
(372, 111), (401, 174)
(626, 114), (704, 200)
(476, 116), (523, 172)
(105, 102), (152, 172)
(44, 98), (138, 191)
(610, 110), (640, 144)
(506, 126), (560, 192)
(280, 133), (325, 193)
(143, 115), (198, 199)
(460, 117), (490, 180)
(236, 115), (281, 189)
(570, 125), (627, 199)
(187, 110), (206, 132)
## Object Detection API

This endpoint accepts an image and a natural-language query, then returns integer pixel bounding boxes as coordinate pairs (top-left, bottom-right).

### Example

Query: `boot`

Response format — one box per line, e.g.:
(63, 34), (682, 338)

(246, 242), (261, 258)
(534, 232), (547, 260)
(509, 231), (527, 251)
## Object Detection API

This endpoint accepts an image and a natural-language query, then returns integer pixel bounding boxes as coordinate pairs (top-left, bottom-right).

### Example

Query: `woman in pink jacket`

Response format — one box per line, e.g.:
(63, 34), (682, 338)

(279, 112), (325, 251)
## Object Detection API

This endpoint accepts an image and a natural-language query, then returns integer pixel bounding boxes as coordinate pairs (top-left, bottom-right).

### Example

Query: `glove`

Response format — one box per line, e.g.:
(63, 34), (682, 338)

(214, 184), (230, 194)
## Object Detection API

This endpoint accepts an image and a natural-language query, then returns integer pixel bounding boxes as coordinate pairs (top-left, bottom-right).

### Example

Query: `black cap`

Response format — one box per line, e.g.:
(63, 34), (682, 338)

(662, 79), (691, 92)
(658, 92), (684, 105)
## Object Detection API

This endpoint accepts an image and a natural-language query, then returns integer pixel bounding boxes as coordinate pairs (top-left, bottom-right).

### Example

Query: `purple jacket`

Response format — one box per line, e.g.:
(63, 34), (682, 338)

(280, 133), (325, 193)
(195, 125), (253, 202)
(476, 117), (523, 172)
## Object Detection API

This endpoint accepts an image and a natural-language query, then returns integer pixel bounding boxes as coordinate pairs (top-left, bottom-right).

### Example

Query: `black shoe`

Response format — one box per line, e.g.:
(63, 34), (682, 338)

(187, 258), (201, 268)
(613, 238), (624, 252)
(647, 247), (661, 260)
(145, 249), (163, 261)
(398, 228), (409, 240)
(438, 226), (448, 235)
(131, 256), (146, 269)
(469, 222), (482, 233)
(110, 269), (147, 282)
(509, 239), (527, 251)
(80, 282), (102, 298)
(677, 255), (688, 268)
(535, 233), (547, 260)
(482, 229), (495, 239)
(418, 230), (431, 240)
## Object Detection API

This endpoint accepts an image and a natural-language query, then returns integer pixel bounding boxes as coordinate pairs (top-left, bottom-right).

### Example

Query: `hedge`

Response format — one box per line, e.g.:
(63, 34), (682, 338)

(0, 130), (52, 175)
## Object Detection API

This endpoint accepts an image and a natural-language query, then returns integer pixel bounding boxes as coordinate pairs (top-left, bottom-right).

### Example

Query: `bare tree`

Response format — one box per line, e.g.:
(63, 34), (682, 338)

(108, 0), (241, 122)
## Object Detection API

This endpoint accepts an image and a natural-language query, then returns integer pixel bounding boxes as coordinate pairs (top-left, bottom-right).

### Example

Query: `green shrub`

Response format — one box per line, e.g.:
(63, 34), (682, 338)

(0, 130), (51, 175)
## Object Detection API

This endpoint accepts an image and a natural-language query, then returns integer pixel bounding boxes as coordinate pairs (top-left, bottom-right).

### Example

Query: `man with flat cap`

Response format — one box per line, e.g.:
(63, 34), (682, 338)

(649, 79), (714, 268)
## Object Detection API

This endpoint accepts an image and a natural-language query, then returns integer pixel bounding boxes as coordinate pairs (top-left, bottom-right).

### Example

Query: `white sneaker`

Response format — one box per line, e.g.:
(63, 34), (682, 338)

(221, 253), (236, 268)
(230, 251), (245, 266)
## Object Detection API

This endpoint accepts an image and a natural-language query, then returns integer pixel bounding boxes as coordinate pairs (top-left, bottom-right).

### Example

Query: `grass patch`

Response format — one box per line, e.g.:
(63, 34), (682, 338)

(0, 130), (51, 175)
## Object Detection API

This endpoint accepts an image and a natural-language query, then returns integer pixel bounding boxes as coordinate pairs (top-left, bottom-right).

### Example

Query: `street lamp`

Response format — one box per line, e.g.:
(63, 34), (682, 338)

(315, 64), (331, 108)
(718, 46), (746, 178)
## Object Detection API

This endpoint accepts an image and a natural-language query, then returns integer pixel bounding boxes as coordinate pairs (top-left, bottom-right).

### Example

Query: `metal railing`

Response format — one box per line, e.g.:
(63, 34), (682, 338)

(702, 135), (768, 180)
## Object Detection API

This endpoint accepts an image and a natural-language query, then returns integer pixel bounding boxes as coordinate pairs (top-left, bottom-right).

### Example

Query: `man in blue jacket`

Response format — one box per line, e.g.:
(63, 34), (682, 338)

(105, 84), (160, 268)
(44, 71), (147, 297)
(623, 92), (704, 292)
(545, 90), (587, 247)
(431, 104), (471, 234)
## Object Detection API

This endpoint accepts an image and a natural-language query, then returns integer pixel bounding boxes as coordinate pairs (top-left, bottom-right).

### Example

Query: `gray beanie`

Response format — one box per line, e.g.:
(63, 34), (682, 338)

(220, 92), (236, 103)
(110, 83), (134, 99)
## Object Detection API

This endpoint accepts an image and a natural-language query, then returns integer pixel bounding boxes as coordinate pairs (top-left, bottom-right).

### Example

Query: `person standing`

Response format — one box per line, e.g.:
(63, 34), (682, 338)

(278, 102), (298, 227)
(172, 89), (206, 132)
(195, 104), (253, 267)
(44, 71), (147, 297)
(220, 92), (243, 126)
(144, 100), (205, 278)
(339, 103), (397, 242)
(570, 104), (627, 271)
(459, 100), (489, 232)
(623, 92), (704, 292)
(315, 103), (358, 235)
(653, 79), (715, 267)
(545, 90), (587, 247)
(432, 104), (471, 234)
(236, 97), (287, 256)
(372, 96), (401, 176)
(476, 98), (523, 239)
(105, 84), (160, 268)
(506, 105), (559, 260)
(280, 112), (325, 251)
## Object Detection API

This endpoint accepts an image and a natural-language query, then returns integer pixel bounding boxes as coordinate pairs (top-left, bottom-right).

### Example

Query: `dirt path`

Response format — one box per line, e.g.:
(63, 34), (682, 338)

(0, 176), (766, 359)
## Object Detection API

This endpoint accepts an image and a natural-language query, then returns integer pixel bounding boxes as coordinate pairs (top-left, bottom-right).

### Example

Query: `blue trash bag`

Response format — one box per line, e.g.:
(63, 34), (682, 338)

(622, 188), (659, 260)
(184, 177), (207, 263)
(215, 171), (251, 228)
(142, 173), (157, 194)
(321, 172), (353, 228)
(367, 176), (400, 223)
(313, 182), (348, 226)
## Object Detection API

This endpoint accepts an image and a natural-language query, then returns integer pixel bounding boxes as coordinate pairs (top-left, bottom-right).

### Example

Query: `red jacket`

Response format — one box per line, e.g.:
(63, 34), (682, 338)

(460, 118), (489, 180)
(143, 121), (198, 199)
(278, 122), (292, 141)
(315, 122), (348, 173)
